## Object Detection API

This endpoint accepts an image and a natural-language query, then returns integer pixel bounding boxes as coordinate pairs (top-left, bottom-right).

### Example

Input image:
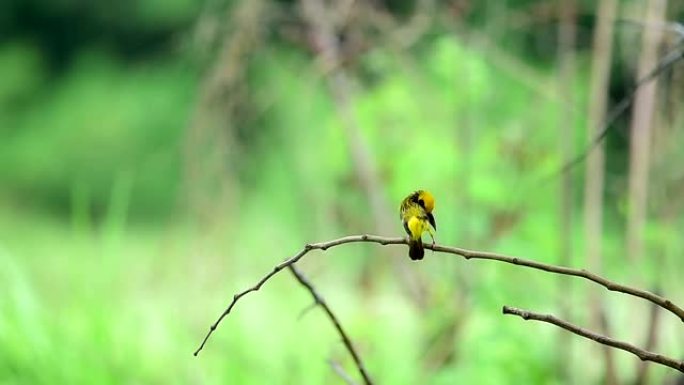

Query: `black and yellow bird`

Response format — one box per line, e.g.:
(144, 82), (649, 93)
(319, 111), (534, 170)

(399, 190), (436, 260)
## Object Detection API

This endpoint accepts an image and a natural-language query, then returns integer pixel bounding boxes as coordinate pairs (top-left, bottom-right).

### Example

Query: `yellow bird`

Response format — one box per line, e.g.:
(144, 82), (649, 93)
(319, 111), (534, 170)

(399, 190), (436, 260)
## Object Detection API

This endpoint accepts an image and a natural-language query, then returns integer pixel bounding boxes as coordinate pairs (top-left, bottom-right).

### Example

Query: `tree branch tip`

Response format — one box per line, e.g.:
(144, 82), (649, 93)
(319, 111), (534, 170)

(503, 305), (530, 319)
(297, 302), (318, 321)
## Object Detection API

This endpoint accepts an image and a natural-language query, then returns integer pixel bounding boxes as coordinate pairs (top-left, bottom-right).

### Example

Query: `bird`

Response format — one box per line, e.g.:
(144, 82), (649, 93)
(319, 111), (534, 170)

(399, 190), (436, 260)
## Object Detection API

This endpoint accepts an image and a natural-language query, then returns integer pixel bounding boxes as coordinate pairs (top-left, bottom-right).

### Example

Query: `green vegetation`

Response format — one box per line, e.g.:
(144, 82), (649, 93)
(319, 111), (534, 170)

(1, 0), (683, 384)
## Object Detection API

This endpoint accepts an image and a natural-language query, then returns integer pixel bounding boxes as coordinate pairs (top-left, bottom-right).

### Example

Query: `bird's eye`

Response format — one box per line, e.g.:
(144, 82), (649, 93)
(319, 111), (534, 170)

(418, 199), (425, 208)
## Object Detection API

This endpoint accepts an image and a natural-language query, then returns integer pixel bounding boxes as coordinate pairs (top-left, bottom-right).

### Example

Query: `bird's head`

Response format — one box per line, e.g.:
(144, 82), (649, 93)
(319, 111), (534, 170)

(412, 190), (435, 213)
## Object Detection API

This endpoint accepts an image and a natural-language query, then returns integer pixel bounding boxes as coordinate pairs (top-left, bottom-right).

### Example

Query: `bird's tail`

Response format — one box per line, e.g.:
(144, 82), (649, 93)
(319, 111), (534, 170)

(408, 238), (424, 260)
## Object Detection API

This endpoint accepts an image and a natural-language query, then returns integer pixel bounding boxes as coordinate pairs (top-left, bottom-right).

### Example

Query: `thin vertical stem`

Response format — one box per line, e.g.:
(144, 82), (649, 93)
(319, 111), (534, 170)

(557, 0), (576, 381)
(626, 0), (668, 263)
(584, 0), (619, 383)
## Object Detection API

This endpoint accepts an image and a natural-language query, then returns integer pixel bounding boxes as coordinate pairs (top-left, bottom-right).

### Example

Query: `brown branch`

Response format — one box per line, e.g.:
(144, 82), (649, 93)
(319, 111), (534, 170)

(288, 265), (373, 385)
(193, 236), (400, 356)
(426, 242), (684, 323)
(194, 234), (684, 356)
(502, 305), (684, 373)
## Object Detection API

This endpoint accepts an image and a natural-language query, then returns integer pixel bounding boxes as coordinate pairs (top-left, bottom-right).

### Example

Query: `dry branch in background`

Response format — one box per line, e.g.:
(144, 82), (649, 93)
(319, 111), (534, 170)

(625, 2), (669, 379)
(502, 306), (684, 373)
(584, 0), (619, 382)
(194, 234), (684, 374)
(626, 0), (668, 262)
(299, 0), (392, 235)
(555, 0), (576, 379)
(287, 265), (373, 385)
(555, 40), (684, 177)
(184, 0), (268, 218)
(299, 0), (428, 308)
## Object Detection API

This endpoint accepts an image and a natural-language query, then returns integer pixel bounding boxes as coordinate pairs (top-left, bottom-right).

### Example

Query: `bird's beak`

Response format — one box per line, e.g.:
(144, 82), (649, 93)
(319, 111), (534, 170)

(427, 212), (436, 230)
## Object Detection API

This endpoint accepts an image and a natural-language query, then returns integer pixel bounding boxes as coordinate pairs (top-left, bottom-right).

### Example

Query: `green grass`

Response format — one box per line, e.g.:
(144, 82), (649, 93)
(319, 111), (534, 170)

(0, 204), (567, 385)
(0, 208), (569, 385)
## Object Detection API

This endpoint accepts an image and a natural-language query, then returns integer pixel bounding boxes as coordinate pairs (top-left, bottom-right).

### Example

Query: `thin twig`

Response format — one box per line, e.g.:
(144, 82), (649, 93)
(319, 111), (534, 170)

(554, 44), (684, 176)
(288, 265), (373, 385)
(194, 235), (684, 356)
(502, 305), (684, 373)
(193, 236), (396, 356)
(296, 301), (319, 321)
(329, 360), (360, 385)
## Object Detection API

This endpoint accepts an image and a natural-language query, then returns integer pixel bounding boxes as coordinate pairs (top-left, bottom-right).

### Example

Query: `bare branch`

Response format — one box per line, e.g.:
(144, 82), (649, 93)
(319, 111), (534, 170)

(426, 241), (684, 323)
(192, 236), (400, 356)
(194, 235), (684, 356)
(502, 305), (684, 373)
(288, 265), (373, 385)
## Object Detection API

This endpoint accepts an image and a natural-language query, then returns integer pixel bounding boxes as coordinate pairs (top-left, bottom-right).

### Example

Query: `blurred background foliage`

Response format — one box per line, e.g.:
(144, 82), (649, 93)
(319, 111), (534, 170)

(1, 0), (683, 384)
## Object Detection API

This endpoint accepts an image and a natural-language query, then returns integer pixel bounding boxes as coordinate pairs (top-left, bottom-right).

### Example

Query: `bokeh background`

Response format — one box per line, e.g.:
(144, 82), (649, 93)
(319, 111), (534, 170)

(1, 0), (683, 384)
